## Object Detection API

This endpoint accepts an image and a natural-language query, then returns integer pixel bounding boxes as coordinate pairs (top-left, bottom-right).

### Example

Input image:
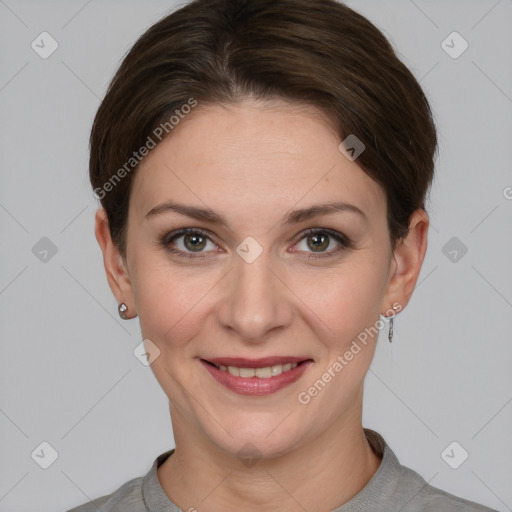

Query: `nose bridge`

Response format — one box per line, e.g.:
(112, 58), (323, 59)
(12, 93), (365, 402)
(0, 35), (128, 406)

(216, 237), (292, 340)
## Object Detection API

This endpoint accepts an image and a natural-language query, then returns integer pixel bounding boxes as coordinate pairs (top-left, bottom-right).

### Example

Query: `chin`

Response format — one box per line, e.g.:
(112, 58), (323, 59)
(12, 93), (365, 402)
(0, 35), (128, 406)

(200, 412), (309, 462)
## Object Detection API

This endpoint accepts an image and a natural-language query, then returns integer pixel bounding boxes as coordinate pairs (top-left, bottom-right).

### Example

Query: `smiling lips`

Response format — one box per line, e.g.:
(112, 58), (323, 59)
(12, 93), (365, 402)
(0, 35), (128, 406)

(204, 355), (311, 368)
(200, 356), (313, 396)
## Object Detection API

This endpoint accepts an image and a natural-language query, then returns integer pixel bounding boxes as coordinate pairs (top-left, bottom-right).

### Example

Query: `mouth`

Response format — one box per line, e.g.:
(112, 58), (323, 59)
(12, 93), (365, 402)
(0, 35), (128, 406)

(201, 357), (313, 378)
(199, 356), (314, 395)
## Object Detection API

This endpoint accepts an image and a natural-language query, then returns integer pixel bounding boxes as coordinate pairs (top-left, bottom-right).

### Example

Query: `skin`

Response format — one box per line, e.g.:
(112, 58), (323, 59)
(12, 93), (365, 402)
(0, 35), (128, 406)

(95, 97), (429, 512)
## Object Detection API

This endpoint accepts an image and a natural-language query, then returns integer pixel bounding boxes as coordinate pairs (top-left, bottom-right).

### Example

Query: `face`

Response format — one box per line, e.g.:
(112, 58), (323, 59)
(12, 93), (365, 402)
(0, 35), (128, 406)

(98, 98), (427, 460)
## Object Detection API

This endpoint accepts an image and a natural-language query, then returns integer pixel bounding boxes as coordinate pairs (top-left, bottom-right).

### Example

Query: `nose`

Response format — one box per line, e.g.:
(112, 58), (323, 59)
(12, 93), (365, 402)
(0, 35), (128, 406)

(215, 245), (294, 344)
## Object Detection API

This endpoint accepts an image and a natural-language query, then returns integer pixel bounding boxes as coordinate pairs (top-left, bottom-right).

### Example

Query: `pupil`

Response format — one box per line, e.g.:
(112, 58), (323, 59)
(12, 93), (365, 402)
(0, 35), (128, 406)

(186, 234), (206, 251)
(310, 234), (328, 251)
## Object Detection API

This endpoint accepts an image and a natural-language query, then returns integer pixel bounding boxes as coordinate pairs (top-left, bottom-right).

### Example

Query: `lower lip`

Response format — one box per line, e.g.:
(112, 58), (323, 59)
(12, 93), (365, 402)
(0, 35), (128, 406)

(200, 359), (312, 396)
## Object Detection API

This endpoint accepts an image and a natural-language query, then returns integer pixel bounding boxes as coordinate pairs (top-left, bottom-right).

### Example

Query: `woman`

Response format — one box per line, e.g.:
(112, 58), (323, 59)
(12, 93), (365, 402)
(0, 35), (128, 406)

(68, 0), (498, 510)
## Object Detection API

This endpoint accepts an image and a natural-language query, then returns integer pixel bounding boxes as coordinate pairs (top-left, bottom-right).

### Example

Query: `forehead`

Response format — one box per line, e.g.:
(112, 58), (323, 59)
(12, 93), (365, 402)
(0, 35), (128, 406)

(130, 99), (386, 226)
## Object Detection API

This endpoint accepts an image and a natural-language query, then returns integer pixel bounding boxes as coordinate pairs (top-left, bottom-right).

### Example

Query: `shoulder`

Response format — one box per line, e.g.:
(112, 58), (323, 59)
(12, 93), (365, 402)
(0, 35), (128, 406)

(397, 463), (498, 512)
(66, 449), (176, 512)
(360, 429), (498, 512)
(66, 475), (145, 512)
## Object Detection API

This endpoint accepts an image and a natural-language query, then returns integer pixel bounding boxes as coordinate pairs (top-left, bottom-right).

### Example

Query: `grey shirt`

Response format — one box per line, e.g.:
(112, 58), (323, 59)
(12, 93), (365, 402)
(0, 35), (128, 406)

(67, 430), (497, 512)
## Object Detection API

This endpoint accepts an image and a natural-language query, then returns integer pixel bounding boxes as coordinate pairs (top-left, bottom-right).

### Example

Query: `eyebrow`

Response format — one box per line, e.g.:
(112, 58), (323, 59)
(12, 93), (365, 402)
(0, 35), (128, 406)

(144, 200), (367, 226)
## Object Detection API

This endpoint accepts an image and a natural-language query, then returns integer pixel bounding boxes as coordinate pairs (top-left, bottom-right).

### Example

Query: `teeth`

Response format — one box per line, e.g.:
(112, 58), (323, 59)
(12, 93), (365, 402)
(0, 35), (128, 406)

(220, 362), (298, 378)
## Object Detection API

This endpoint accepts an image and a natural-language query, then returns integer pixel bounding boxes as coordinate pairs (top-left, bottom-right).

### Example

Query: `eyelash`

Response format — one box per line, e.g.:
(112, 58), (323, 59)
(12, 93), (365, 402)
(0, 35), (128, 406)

(159, 227), (354, 260)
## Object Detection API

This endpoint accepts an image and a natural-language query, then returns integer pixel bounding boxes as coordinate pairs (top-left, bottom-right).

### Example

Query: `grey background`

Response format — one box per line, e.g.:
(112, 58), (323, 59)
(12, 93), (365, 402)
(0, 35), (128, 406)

(0, 0), (511, 511)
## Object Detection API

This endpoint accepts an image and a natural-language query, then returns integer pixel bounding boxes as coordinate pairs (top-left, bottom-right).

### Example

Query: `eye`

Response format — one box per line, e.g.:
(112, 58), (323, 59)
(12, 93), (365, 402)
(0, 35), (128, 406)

(292, 228), (353, 258)
(162, 228), (219, 259)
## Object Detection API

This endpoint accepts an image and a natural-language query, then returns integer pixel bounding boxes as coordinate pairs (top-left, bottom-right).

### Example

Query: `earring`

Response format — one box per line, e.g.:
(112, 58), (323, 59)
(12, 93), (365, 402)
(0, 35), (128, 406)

(118, 303), (128, 319)
(388, 304), (399, 343)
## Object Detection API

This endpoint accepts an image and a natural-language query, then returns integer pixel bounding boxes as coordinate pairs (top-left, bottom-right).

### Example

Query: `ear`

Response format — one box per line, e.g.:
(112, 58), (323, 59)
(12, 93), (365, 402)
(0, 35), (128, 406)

(94, 207), (136, 318)
(381, 209), (429, 316)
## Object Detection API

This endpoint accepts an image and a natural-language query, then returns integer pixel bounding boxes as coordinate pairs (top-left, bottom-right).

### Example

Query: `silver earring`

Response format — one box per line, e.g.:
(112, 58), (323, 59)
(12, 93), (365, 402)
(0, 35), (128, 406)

(118, 303), (128, 319)
(388, 305), (399, 343)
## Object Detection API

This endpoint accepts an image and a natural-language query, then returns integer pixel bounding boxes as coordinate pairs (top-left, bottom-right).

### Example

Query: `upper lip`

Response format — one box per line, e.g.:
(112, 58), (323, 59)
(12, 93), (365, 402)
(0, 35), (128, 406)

(202, 356), (312, 368)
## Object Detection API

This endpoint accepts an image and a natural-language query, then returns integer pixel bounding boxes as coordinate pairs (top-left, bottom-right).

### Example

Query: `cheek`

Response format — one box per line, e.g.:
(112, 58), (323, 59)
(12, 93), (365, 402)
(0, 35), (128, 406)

(293, 258), (386, 347)
(131, 256), (218, 349)
(298, 262), (384, 413)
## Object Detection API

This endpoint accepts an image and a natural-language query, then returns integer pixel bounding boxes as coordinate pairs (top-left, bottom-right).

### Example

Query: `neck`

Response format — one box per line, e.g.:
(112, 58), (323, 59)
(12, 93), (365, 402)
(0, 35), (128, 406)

(157, 401), (381, 512)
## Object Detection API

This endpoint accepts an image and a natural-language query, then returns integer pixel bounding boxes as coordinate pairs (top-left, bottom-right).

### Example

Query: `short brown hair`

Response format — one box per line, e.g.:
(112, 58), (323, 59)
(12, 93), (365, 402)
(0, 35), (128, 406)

(89, 0), (438, 257)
